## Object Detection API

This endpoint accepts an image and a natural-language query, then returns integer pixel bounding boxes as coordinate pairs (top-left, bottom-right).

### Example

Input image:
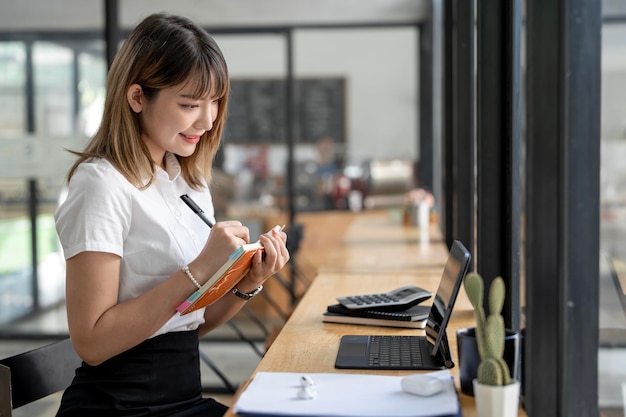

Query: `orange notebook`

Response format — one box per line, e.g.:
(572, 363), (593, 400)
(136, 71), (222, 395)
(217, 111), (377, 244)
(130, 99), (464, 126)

(176, 225), (283, 315)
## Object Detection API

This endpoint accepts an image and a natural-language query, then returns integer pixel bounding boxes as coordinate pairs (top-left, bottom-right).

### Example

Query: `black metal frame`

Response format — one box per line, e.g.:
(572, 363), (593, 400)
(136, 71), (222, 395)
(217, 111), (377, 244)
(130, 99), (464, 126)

(442, 0), (454, 250)
(104, 0), (119, 69)
(418, 20), (434, 191)
(441, 0), (475, 268)
(525, 0), (601, 415)
(475, 0), (522, 330)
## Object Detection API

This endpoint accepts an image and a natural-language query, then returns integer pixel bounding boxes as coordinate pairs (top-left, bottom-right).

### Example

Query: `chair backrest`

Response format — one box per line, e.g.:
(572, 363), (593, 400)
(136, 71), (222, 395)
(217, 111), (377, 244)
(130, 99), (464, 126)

(0, 338), (81, 415)
(285, 223), (303, 256)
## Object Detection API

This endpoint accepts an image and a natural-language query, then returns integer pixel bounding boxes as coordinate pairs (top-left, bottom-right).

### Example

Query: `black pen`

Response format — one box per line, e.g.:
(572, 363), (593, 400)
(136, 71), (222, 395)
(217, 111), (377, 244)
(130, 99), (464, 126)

(180, 194), (214, 228)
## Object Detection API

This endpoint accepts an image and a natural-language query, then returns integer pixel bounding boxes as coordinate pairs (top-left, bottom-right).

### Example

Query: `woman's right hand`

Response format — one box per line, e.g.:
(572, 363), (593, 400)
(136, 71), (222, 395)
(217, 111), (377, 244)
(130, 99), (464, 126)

(187, 220), (251, 284)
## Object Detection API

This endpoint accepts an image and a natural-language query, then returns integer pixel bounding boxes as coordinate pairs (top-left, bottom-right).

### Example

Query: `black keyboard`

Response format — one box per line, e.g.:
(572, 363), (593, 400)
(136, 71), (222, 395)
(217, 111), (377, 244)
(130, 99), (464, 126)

(367, 335), (427, 368)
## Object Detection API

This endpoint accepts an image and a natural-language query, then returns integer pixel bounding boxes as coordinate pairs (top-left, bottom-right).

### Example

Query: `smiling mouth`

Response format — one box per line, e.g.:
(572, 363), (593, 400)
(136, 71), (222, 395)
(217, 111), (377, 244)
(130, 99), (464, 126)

(180, 133), (201, 144)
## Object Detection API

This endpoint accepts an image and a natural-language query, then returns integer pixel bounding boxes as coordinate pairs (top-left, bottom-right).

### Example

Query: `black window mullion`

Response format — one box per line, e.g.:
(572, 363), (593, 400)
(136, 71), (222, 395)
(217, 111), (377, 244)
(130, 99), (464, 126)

(104, 0), (119, 69)
(475, 0), (522, 330)
(525, 0), (601, 415)
(418, 22), (434, 192)
(442, 0), (455, 250)
(452, 0), (476, 269)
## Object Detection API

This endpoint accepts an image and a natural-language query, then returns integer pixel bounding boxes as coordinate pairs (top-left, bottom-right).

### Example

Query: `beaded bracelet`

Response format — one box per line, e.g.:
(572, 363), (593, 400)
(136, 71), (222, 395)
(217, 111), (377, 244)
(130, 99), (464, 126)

(182, 265), (202, 289)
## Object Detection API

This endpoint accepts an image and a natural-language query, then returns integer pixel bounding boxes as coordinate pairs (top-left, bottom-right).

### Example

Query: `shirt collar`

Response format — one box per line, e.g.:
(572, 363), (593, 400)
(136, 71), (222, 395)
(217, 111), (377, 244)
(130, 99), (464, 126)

(160, 152), (182, 182)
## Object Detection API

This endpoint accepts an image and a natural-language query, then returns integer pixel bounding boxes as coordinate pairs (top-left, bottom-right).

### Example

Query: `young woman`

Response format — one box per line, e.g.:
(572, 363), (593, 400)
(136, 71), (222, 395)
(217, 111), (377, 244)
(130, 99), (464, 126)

(54, 13), (289, 416)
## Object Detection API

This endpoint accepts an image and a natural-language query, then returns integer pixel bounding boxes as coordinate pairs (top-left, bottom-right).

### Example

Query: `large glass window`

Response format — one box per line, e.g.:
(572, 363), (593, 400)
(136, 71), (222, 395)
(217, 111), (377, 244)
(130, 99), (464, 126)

(0, 42), (26, 135)
(214, 28), (418, 225)
(0, 41), (29, 322)
(1, 26), (419, 324)
(77, 43), (106, 136)
(0, 38), (105, 324)
(33, 41), (74, 135)
(599, 22), (626, 416)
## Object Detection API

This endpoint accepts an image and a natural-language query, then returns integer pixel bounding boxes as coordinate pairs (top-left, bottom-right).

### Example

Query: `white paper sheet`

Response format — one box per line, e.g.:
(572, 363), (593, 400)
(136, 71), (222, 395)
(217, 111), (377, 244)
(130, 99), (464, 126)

(233, 370), (460, 417)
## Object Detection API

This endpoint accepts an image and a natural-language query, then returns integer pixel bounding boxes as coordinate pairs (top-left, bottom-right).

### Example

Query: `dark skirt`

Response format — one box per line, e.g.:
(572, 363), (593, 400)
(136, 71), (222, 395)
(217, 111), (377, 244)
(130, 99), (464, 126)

(56, 329), (228, 417)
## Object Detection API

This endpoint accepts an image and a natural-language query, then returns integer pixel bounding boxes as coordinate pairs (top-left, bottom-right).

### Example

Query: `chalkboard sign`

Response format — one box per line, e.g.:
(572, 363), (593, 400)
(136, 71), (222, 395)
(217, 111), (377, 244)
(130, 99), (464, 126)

(223, 78), (345, 144)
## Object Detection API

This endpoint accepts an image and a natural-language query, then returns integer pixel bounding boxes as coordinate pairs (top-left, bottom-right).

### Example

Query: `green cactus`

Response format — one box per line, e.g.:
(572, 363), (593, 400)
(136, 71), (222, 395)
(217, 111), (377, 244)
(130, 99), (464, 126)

(464, 272), (512, 386)
(477, 358), (504, 385)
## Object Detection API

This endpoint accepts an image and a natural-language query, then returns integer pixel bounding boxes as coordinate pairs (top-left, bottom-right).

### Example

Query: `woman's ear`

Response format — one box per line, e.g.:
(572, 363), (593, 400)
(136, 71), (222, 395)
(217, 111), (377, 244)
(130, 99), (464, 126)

(127, 84), (143, 113)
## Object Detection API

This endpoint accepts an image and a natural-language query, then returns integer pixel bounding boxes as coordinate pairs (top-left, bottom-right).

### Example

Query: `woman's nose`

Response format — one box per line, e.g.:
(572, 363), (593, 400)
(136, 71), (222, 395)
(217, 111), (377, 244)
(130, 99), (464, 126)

(195, 105), (215, 131)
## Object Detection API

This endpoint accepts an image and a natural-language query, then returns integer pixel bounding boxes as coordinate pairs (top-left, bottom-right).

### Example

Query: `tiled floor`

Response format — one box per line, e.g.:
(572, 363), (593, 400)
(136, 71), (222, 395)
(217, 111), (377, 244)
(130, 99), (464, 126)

(0, 303), (279, 417)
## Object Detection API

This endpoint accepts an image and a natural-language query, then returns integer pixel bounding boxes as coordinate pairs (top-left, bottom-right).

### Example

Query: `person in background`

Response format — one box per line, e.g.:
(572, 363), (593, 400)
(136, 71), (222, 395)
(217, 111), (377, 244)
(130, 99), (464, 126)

(54, 13), (289, 416)
(314, 136), (344, 209)
(315, 136), (339, 179)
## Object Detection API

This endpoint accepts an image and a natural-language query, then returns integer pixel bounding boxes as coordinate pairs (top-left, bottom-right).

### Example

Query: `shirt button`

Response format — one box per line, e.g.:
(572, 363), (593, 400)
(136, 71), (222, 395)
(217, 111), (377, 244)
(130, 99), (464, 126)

(175, 210), (182, 217)
(187, 325), (195, 330)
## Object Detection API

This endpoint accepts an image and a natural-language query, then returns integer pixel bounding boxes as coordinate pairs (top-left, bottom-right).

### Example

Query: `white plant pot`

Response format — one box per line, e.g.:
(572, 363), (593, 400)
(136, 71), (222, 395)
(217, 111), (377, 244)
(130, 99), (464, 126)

(473, 379), (520, 417)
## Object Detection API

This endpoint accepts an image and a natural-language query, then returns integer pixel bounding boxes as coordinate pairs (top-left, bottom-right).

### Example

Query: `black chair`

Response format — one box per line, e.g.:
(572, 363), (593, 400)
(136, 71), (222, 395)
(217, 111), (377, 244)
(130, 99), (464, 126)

(276, 223), (314, 304)
(0, 338), (81, 416)
(0, 338), (239, 409)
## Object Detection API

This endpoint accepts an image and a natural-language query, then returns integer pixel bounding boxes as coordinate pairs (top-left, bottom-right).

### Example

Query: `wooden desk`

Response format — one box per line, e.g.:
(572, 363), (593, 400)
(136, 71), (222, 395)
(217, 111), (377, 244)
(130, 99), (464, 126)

(320, 210), (449, 273)
(224, 210), (527, 417)
(257, 271), (468, 376)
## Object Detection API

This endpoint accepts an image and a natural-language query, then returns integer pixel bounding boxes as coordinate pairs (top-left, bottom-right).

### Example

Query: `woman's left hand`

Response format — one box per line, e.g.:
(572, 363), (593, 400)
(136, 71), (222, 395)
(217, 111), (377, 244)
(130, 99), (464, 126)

(243, 226), (290, 287)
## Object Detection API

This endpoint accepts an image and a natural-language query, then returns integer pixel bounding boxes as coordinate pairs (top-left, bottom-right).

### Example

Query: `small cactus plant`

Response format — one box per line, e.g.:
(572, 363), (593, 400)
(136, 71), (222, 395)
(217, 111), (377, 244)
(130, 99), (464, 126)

(464, 272), (512, 386)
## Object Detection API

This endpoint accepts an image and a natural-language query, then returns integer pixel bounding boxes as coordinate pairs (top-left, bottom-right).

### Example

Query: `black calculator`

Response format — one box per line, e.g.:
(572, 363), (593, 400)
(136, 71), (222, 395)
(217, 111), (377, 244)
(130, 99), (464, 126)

(336, 285), (432, 311)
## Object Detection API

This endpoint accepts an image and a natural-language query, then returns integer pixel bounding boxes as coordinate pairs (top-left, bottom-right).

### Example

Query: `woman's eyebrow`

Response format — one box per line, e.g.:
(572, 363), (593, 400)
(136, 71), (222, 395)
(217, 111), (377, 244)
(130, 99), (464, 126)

(179, 93), (201, 99)
(179, 93), (217, 101)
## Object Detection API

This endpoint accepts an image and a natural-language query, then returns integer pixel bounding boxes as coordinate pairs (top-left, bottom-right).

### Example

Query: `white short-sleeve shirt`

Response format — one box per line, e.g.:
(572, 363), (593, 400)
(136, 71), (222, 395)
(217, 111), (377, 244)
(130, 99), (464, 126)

(55, 152), (215, 337)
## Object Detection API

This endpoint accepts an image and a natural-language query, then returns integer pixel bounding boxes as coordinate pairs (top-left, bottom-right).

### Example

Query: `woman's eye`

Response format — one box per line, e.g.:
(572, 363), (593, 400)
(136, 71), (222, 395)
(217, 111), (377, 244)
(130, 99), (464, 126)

(181, 104), (199, 109)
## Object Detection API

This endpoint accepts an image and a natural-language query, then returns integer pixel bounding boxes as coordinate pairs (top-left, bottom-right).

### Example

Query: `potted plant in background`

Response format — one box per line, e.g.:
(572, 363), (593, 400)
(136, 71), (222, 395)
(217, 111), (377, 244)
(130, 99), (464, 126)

(464, 272), (521, 417)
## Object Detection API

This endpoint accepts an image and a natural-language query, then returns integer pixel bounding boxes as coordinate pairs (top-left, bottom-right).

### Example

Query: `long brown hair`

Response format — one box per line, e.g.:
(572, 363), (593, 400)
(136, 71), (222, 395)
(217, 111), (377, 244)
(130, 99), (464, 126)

(67, 13), (229, 189)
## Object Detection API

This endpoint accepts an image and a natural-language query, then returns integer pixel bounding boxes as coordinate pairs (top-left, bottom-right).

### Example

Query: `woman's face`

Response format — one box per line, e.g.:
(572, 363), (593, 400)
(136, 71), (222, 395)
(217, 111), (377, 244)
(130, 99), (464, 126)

(127, 80), (220, 166)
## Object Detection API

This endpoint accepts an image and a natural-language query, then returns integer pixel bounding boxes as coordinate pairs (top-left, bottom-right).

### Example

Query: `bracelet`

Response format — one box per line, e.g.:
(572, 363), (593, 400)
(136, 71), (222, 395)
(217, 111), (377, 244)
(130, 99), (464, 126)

(182, 265), (202, 289)
(232, 285), (263, 300)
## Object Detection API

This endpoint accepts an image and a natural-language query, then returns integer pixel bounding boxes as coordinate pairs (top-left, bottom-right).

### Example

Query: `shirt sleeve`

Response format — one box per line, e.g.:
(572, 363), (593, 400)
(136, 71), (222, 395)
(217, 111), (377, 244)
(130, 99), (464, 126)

(55, 160), (131, 260)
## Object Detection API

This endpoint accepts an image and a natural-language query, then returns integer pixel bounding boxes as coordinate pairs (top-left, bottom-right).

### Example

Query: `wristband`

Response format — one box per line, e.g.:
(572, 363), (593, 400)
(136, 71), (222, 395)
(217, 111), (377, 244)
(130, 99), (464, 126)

(232, 285), (263, 300)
